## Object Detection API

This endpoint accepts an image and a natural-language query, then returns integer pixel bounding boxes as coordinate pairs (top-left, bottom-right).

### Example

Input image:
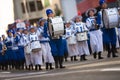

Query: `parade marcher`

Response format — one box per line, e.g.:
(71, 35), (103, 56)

(65, 21), (79, 61)
(86, 8), (104, 59)
(0, 37), (6, 70)
(5, 30), (15, 70)
(22, 29), (33, 70)
(16, 28), (25, 69)
(37, 18), (54, 70)
(97, 0), (118, 58)
(44, 9), (65, 68)
(29, 26), (43, 70)
(74, 16), (90, 61)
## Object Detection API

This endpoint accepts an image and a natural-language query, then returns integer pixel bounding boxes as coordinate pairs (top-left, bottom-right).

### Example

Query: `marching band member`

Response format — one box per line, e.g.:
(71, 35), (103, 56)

(29, 26), (43, 70)
(37, 18), (54, 70)
(97, 0), (118, 58)
(65, 21), (79, 61)
(1, 35), (8, 70)
(86, 8), (104, 59)
(16, 28), (25, 69)
(5, 30), (15, 70)
(74, 16), (90, 61)
(22, 29), (33, 70)
(44, 9), (65, 68)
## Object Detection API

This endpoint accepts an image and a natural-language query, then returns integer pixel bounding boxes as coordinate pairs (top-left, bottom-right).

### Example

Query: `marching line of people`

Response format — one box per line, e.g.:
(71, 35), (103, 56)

(0, 0), (120, 71)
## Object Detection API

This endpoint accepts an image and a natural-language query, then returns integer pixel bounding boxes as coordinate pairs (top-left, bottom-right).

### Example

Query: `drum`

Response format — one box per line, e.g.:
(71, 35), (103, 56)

(76, 32), (88, 41)
(48, 16), (65, 38)
(67, 34), (77, 45)
(31, 41), (41, 53)
(102, 8), (119, 28)
(24, 44), (31, 54)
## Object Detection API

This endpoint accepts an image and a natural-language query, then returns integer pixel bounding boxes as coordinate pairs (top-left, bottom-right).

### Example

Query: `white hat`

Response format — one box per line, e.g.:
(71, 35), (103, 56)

(72, 15), (82, 22)
(85, 8), (97, 17)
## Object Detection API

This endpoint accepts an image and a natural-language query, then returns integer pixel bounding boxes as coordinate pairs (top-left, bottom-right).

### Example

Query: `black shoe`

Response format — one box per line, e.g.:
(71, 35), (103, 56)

(74, 56), (78, 61)
(98, 52), (104, 59)
(46, 63), (49, 70)
(83, 55), (87, 61)
(93, 52), (97, 59)
(39, 65), (42, 70)
(35, 65), (37, 70)
(49, 63), (54, 70)
(113, 55), (118, 58)
(98, 57), (104, 59)
(71, 57), (73, 61)
(60, 66), (65, 69)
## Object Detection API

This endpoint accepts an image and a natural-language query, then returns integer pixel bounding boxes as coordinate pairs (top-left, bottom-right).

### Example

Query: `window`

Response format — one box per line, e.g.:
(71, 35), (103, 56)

(26, 2), (29, 12)
(37, 0), (43, 10)
(29, 1), (36, 12)
(21, 2), (25, 13)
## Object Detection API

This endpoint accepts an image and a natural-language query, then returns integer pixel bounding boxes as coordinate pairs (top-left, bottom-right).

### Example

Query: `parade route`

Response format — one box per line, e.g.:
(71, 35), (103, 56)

(0, 52), (120, 80)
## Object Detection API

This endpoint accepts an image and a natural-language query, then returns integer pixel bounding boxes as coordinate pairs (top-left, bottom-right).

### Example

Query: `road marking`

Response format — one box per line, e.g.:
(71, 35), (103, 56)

(4, 67), (120, 80)
(5, 69), (100, 80)
(68, 60), (120, 69)
(0, 72), (11, 74)
(0, 71), (47, 78)
(101, 68), (120, 71)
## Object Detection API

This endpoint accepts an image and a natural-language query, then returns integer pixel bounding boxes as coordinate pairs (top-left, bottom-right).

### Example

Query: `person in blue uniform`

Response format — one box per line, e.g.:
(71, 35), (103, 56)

(5, 30), (15, 70)
(44, 9), (65, 68)
(37, 18), (54, 70)
(16, 28), (25, 69)
(97, 0), (118, 58)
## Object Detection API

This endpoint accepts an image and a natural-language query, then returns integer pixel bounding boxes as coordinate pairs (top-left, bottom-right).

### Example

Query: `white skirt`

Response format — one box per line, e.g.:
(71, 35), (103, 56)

(67, 44), (79, 57)
(89, 29), (103, 53)
(25, 53), (32, 66)
(77, 41), (90, 56)
(41, 43), (54, 63)
(31, 50), (43, 65)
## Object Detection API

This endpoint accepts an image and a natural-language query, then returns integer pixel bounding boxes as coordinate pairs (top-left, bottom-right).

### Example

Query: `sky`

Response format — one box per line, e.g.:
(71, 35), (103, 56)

(0, 0), (15, 36)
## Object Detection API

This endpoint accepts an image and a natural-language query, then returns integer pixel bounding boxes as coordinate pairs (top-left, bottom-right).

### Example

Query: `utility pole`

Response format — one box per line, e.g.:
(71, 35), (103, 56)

(60, 0), (77, 21)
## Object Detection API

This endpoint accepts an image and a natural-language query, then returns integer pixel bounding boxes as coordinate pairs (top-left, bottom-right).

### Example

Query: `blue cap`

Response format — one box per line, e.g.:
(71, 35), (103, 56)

(7, 30), (13, 34)
(46, 9), (53, 15)
(99, 0), (106, 5)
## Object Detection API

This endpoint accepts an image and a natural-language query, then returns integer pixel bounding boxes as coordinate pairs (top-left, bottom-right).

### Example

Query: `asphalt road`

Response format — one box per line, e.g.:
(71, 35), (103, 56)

(0, 51), (120, 80)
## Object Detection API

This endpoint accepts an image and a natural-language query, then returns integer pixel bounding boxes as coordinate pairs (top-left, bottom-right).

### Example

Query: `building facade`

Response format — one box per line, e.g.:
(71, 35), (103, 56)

(13, 0), (61, 23)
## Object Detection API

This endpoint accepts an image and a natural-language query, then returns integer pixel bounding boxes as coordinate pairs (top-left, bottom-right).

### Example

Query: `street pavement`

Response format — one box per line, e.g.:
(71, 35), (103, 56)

(0, 50), (120, 80)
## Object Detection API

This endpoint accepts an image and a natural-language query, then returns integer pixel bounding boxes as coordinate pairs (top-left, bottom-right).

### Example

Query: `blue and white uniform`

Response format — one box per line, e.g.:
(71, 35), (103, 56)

(22, 33), (32, 66)
(86, 16), (103, 54)
(74, 22), (90, 56)
(65, 25), (79, 57)
(97, 0), (118, 57)
(29, 32), (43, 65)
(16, 32), (25, 62)
(37, 26), (54, 63)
